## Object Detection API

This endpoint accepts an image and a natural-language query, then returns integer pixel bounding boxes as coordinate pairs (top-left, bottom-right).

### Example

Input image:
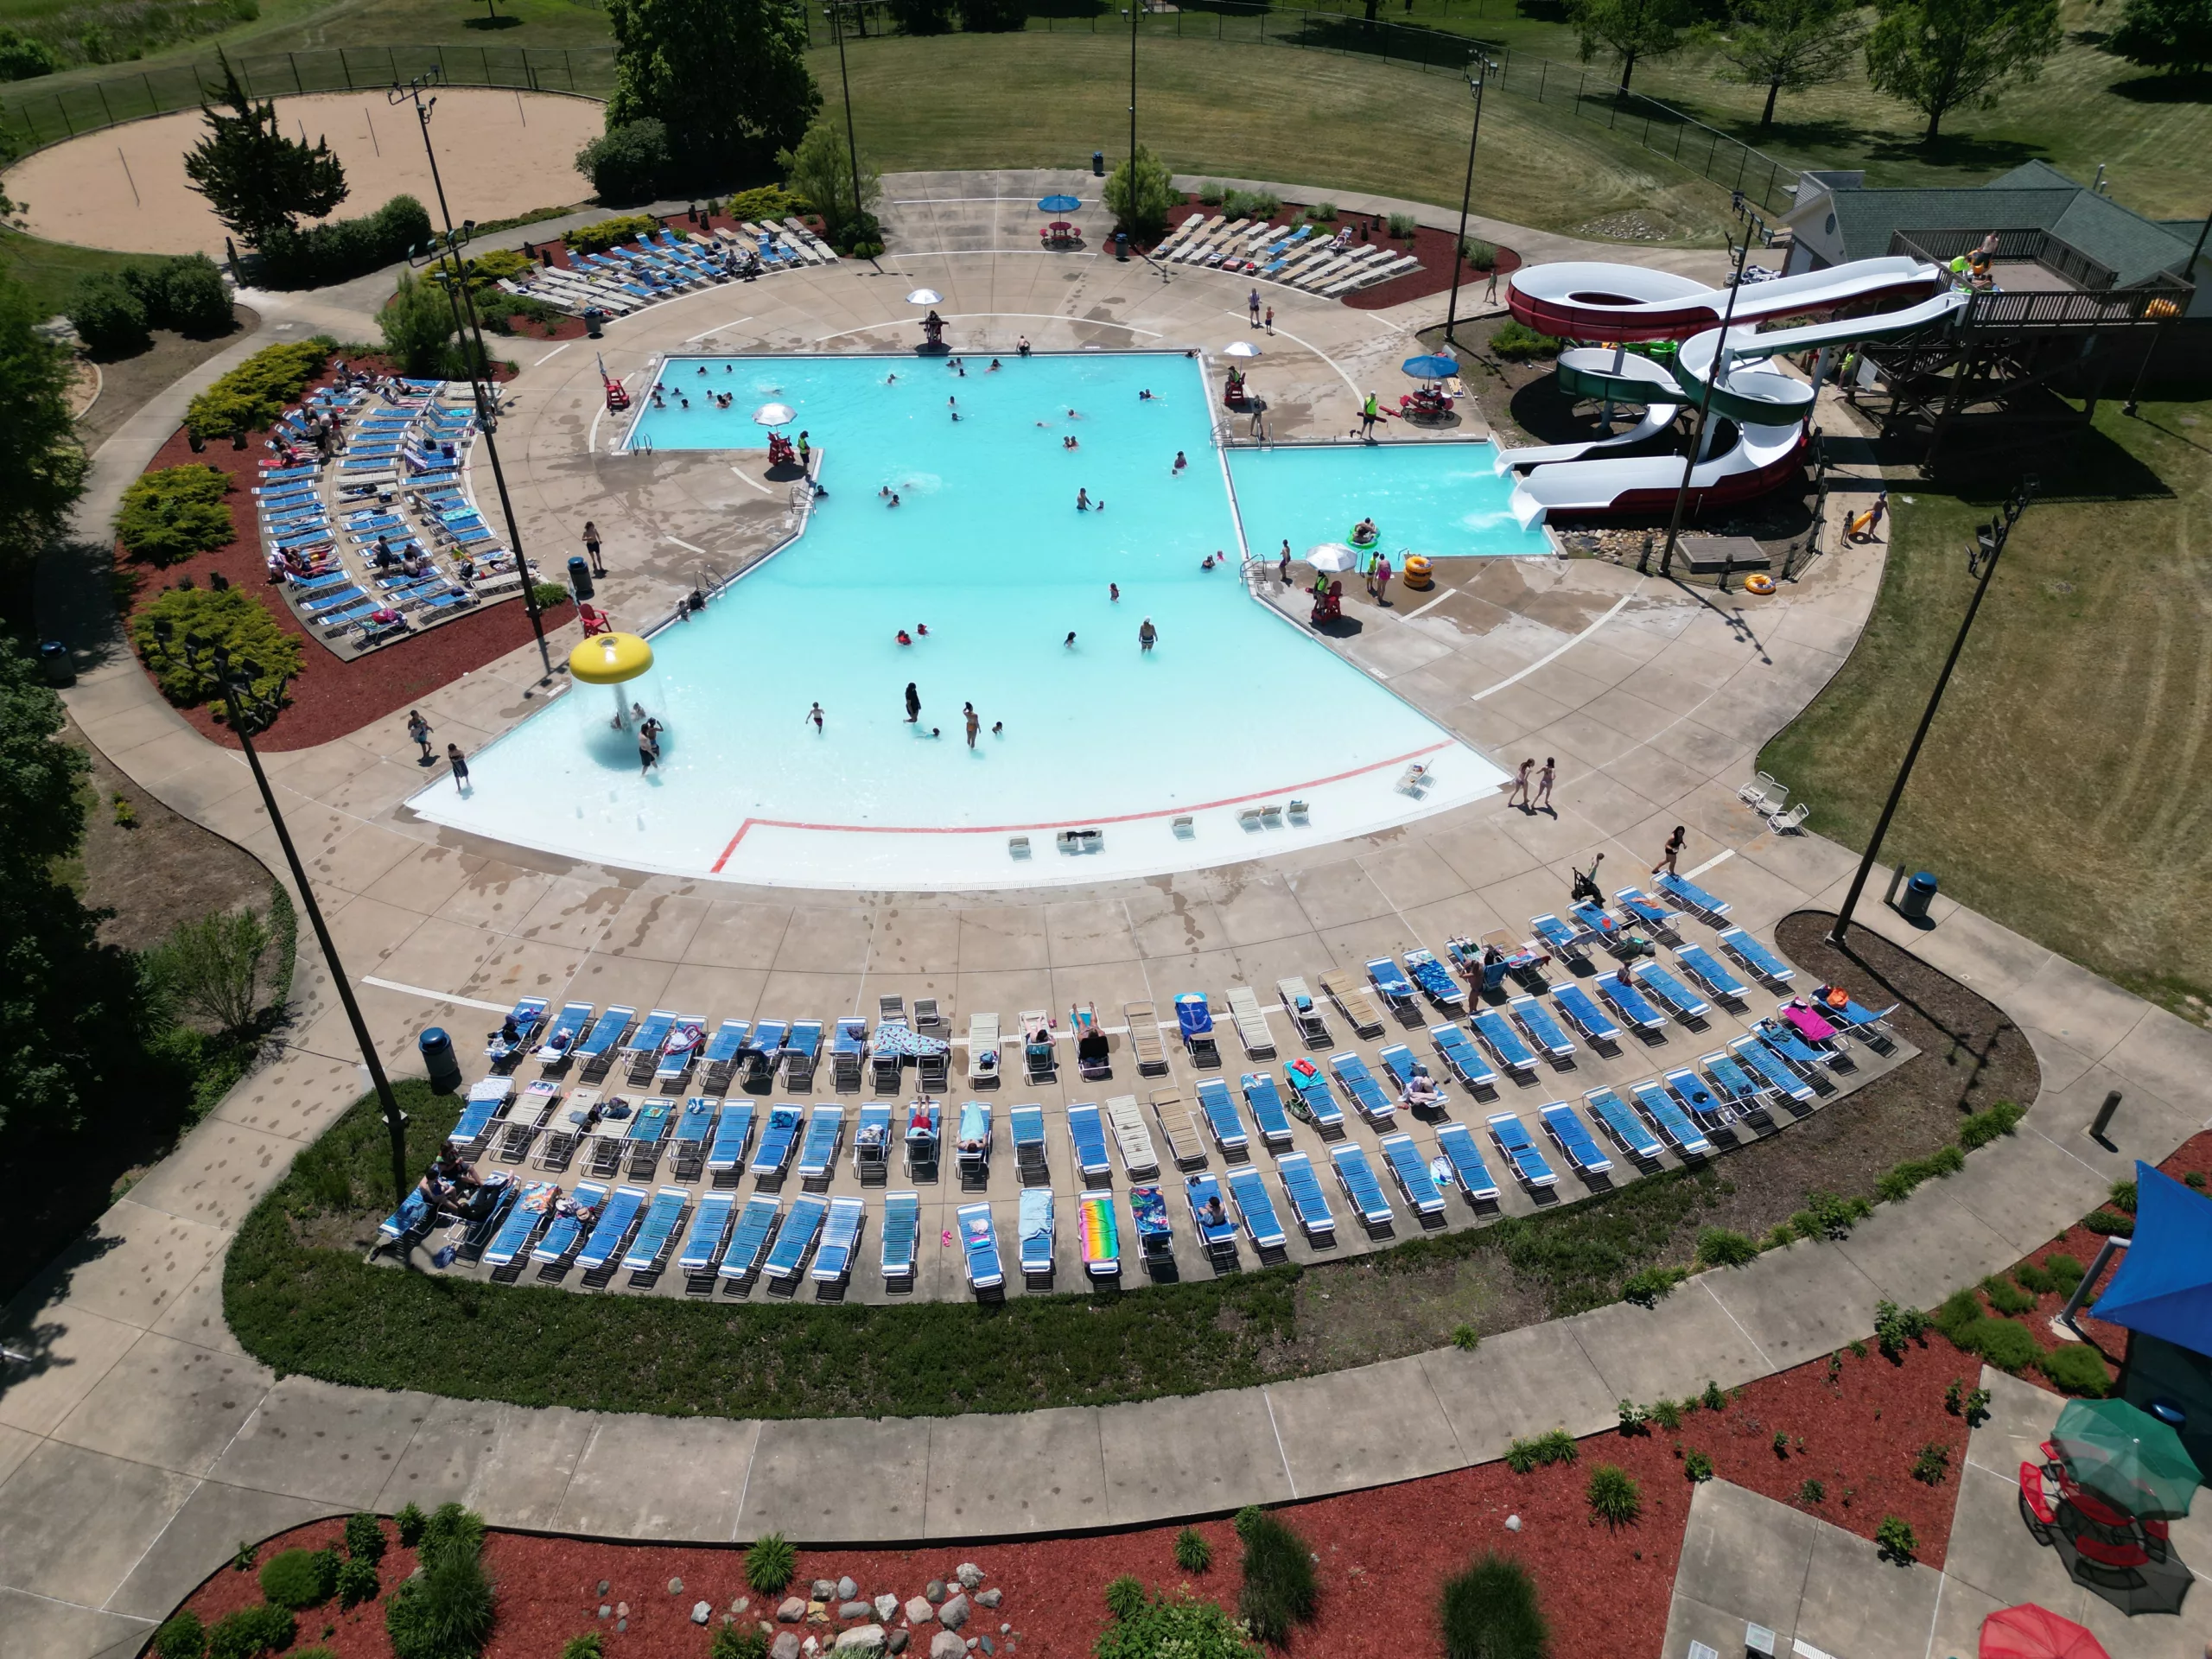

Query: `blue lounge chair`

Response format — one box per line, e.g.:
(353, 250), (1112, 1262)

(744, 1020), (790, 1084)
(1510, 995), (1577, 1063)
(654, 1015), (709, 1084)
(957, 1202), (1004, 1292)
(1569, 900), (1630, 954)
(957, 1100), (993, 1185)
(718, 1195), (781, 1285)
(1379, 1133), (1446, 1217)
(1129, 1184), (1173, 1267)
(1067, 1102), (1112, 1182)
(622, 1097), (672, 1174)
(751, 1105), (803, 1178)
(1276, 1153), (1335, 1240)
(1010, 1103), (1048, 1183)
(1176, 994), (1219, 1067)
(811, 1196), (866, 1283)
(1656, 872), (1732, 922)
(1630, 1079), (1713, 1157)
(1732, 1036), (1815, 1104)
(1718, 928), (1795, 986)
(1663, 1067), (1729, 1128)
(486, 996), (550, 1063)
(1329, 1145), (1394, 1229)
(1195, 1077), (1249, 1157)
(1185, 1173), (1239, 1267)
(797, 1105), (845, 1181)
(677, 1191), (735, 1275)
(531, 1181), (609, 1265)
(1529, 914), (1589, 960)
(1330, 1052), (1395, 1127)
(378, 1189), (435, 1246)
(1430, 1023), (1498, 1090)
(854, 1102), (893, 1183)
(451, 1076), (515, 1149)
(534, 1001), (593, 1063)
(1552, 985), (1623, 1048)
(1404, 949), (1465, 1008)
(699, 1019), (750, 1091)
(705, 1101), (755, 1180)
(1631, 962), (1710, 1024)
(783, 1020), (823, 1089)
(1539, 1103), (1612, 1176)
(1699, 1053), (1770, 1121)
(576, 1185), (648, 1272)
(670, 1096), (717, 1179)
(1019, 1188), (1055, 1279)
(904, 1100), (942, 1175)
(1471, 1008), (1538, 1077)
(1597, 970), (1668, 1037)
(1754, 1019), (1835, 1076)
(1366, 957), (1417, 1017)
(1226, 1166), (1286, 1252)
(621, 1186), (690, 1273)
(481, 1182), (558, 1268)
(1487, 1112), (1558, 1189)
(1433, 1122), (1501, 1203)
(830, 1017), (868, 1090)
(1240, 1073), (1295, 1148)
(1823, 994), (1899, 1048)
(880, 1191), (920, 1283)
(1675, 945), (1749, 1005)
(1585, 1088), (1662, 1163)
(621, 1008), (677, 1078)
(1378, 1043), (1438, 1101)
(1283, 1061), (1345, 1135)
(765, 1193), (828, 1283)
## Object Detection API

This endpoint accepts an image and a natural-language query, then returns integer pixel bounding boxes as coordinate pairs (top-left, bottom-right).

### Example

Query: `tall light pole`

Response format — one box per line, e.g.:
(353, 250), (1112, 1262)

(1442, 55), (1497, 353)
(391, 71), (553, 685)
(1827, 478), (2036, 946)
(1128, 0), (1139, 165)
(830, 0), (864, 235)
(156, 627), (413, 1207)
(1656, 231), (1753, 578)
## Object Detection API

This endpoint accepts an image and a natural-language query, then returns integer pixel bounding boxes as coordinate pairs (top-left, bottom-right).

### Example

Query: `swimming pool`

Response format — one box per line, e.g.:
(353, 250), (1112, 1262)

(1226, 441), (1552, 564)
(409, 352), (1506, 890)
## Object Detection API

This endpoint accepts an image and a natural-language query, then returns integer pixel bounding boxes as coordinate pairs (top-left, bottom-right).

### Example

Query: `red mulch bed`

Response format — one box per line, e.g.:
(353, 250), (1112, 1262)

(118, 353), (565, 753)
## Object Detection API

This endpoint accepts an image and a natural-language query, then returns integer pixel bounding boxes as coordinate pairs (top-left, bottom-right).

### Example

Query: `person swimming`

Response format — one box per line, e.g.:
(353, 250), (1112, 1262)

(1076, 489), (1091, 511)
(896, 630), (913, 645)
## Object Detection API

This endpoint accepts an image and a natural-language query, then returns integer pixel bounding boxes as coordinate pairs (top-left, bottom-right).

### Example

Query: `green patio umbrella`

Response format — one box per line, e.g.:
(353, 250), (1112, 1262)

(2050, 1397), (2202, 1520)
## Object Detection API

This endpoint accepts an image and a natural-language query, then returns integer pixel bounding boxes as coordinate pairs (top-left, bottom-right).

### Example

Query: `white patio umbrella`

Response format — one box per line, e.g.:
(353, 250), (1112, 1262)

(1306, 543), (1359, 573)
(1223, 340), (1263, 359)
(906, 288), (944, 306)
(753, 403), (796, 426)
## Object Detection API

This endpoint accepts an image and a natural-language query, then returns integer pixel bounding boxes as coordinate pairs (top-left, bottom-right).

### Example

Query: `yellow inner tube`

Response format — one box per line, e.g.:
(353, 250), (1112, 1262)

(1744, 573), (1776, 595)
(569, 631), (655, 683)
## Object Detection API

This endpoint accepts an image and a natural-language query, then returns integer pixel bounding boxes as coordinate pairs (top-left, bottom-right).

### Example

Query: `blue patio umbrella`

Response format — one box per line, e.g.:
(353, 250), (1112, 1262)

(1402, 353), (1461, 380)
(1038, 194), (1083, 213)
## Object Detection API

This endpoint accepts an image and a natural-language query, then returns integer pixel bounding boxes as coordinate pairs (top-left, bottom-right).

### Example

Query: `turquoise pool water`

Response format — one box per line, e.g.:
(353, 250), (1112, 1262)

(410, 353), (1503, 889)
(1226, 441), (1550, 563)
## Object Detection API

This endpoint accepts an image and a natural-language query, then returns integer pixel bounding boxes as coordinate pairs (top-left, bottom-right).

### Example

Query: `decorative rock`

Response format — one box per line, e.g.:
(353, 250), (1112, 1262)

(803, 1639), (819, 1657)
(598, 1606), (610, 1620)
(814, 1580), (838, 1602)
(929, 1634), (967, 1659)
(925, 1580), (948, 1605)
(906, 1598), (934, 1625)
(836, 1625), (887, 1653)
(980, 1640), (995, 1656)
(1000, 1626), (1010, 1636)
(841, 1602), (873, 1622)
(736, 1599), (750, 1615)
(875, 1594), (900, 1623)
(976, 1590), (1001, 1610)
(617, 1603), (630, 1618)
(693, 1600), (714, 1625)
(772, 1637), (802, 1659)
(837, 1576), (860, 1602)
(779, 1597), (808, 1623)
(955, 1565), (984, 1591)
(598, 1580), (611, 1597)
(809, 1601), (830, 1624)
(887, 1633), (910, 1656)
(617, 1620), (628, 1635)
(1504, 1514), (1522, 1532)
(938, 1595), (969, 1632)
(671, 1578), (686, 1594)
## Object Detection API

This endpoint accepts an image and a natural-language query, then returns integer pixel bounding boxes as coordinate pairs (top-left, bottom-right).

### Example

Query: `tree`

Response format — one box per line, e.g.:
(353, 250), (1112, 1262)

(1721, 0), (1866, 125)
(149, 908), (276, 1035)
(887, 0), (954, 31)
(2109, 0), (2212, 73)
(0, 267), (87, 590)
(0, 25), (60, 81)
(1569, 0), (1694, 92)
(777, 119), (879, 245)
(605, 0), (819, 188)
(380, 270), (456, 378)
(576, 118), (671, 203)
(1103, 145), (1177, 238)
(183, 51), (348, 246)
(1865, 0), (2061, 142)
(956, 0), (1027, 30)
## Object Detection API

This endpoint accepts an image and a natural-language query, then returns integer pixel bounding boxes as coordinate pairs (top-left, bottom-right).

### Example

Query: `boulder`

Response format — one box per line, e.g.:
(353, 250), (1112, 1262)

(887, 1633), (909, 1656)
(836, 1625), (887, 1653)
(938, 1595), (969, 1631)
(772, 1637), (802, 1659)
(930, 1634), (968, 1659)
(693, 1601), (714, 1625)
(616, 1603), (630, 1618)
(779, 1597), (808, 1623)
(814, 1580), (838, 1602)
(734, 1599), (750, 1615)
(975, 1590), (1001, 1610)
(875, 1594), (900, 1623)
(906, 1598), (934, 1625)
(841, 1602), (873, 1621)
(955, 1565), (984, 1591)
(837, 1576), (860, 1602)
(598, 1580), (611, 1596)
(925, 1580), (947, 1605)
(671, 1578), (686, 1594)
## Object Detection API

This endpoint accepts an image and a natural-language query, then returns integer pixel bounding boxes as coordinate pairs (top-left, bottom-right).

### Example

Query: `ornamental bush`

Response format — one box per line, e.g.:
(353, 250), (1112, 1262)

(130, 584), (302, 718)
(1103, 1575), (1147, 1621)
(1490, 320), (1560, 360)
(744, 1531), (796, 1593)
(576, 118), (670, 204)
(1438, 1553), (1548, 1659)
(336, 1554), (380, 1607)
(1173, 1527), (1213, 1572)
(258, 1544), (338, 1608)
(118, 465), (234, 564)
(344, 1512), (386, 1564)
(2038, 1343), (2111, 1395)
(1694, 1226), (1759, 1267)
(257, 194), (433, 289)
(708, 1628), (766, 1659)
(1236, 1511), (1319, 1644)
(185, 337), (334, 440)
(154, 1611), (207, 1659)
(206, 1603), (296, 1659)
(1586, 1463), (1642, 1526)
(1093, 1590), (1260, 1659)
(68, 273), (151, 359)
(564, 214), (658, 255)
(385, 1533), (495, 1659)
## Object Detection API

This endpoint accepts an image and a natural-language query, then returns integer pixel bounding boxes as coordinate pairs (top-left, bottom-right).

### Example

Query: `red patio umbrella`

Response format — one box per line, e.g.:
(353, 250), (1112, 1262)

(1979, 1604), (2110, 1659)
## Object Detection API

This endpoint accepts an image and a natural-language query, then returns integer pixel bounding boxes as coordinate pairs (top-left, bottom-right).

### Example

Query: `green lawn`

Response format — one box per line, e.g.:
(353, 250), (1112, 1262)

(1760, 399), (2212, 1025)
(0, 225), (145, 315)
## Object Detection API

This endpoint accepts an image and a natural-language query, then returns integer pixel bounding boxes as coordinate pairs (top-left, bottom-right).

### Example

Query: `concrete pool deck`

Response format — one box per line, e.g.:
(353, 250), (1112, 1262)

(7, 174), (2209, 1658)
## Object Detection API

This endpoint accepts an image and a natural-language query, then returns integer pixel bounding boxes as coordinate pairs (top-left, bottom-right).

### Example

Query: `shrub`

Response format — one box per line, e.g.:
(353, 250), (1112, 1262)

(0, 26), (60, 79)
(1438, 1553), (1548, 1659)
(1221, 188), (1281, 220)
(1872, 1300), (1928, 1361)
(385, 1541), (495, 1659)
(1682, 1448), (1713, 1482)
(155, 1611), (208, 1659)
(260, 1545), (339, 1608)
(1490, 319), (1561, 360)
(380, 270), (454, 378)
(564, 213), (659, 255)
(1649, 1398), (1682, 1431)
(708, 1630), (766, 1659)
(577, 118), (670, 203)
(1931, 1287), (1982, 1344)
(1231, 1504), (1263, 1540)
(1623, 1265), (1687, 1306)
(257, 195), (433, 290)
(136, 254), (235, 337)
(1911, 1442), (1950, 1484)
(69, 273), (151, 358)
(531, 582), (572, 611)
(345, 1514), (386, 1564)
(118, 465), (234, 564)
(2083, 1209), (2135, 1236)
(1460, 237), (1498, 270)
(1981, 1274), (2037, 1315)
(2012, 1261), (2055, 1295)
(1174, 1526), (1213, 1572)
(207, 1604), (296, 1659)
(1236, 1511), (1319, 1644)
(744, 1531), (796, 1594)
(2044, 1253), (2084, 1294)
(396, 1503), (428, 1547)
(1504, 1427), (1577, 1473)
(728, 185), (804, 222)
(1452, 1324), (1481, 1351)
(131, 585), (302, 718)
(1103, 1575), (1148, 1621)
(2190, 1171), (2208, 1190)
(1876, 1143), (1967, 1201)
(1617, 1398), (1648, 1434)
(2107, 1178), (2138, 1214)
(1103, 147), (1178, 238)
(1386, 212), (1418, 238)
(1197, 181), (1225, 205)
(1796, 1478), (1826, 1505)
(562, 1637), (605, 1659)
(1968, 1317), (2042, 1374)
(1306, 200), (1338, 222)
(1094, 1591), (1260, 1659)
(2038, 1344), (2112, 1396)
(184, 337), (334, 440)
(336, 1555), (380, 1607)
(1700, 1379), (1726, 1412)
(1874, 1515), (1916, 1562)
(1586, 1463), (1642, 1526)
(1792, 1189), (1872, 1242)
(1965, 1386), (1993, 1425)
(1694, 1227), (1758, 1268)
(459, 247), (533, 296)
(1957, 1098), (2024, 1150)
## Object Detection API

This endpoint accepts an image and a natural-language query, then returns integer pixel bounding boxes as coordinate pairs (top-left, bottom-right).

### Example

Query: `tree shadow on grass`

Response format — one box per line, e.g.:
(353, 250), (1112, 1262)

(2109, 71), (2212, 106)
(461, 12), (524, 28)
(1859, 130), (2047, 173)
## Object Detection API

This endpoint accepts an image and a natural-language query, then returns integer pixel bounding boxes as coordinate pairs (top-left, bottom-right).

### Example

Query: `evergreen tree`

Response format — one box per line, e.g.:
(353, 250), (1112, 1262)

(0, 268), (86, 588)
(183, 51), (348, 246)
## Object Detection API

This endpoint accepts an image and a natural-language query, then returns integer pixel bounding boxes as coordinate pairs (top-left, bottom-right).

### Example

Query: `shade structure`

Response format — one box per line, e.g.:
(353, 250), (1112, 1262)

(905, 288), (943, 306)
(568, 632), (653, 685)
(2053, 1529), (2196, 1618)
(753, 403), (796, 427)
(2052, 1397), (2202, 1519)
(2090, 1162), (2212, 1357)
(1037, 194), (1082, 213)
(1979, 1605), (2108, 1659)
(1306, 543), (1358, 573)
(1223, 340), (1263, 359)
(1402, 353), (1461, 379)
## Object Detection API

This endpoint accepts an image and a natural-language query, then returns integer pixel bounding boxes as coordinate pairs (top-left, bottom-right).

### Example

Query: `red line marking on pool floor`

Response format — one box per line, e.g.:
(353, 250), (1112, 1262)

(709, 741), (1456, 874)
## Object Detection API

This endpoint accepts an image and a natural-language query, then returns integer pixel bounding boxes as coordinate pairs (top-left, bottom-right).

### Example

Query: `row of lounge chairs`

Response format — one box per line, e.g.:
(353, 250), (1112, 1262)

(1151, 212), (1421, 296)
(505, 219), (837, 320)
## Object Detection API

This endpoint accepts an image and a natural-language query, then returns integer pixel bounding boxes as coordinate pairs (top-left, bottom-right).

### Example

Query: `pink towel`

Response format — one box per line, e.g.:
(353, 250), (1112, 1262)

(1783, 1003), (1838, 1043)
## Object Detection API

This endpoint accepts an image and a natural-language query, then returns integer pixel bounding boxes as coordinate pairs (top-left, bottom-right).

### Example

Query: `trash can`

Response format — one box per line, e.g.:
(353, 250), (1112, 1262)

(1115, 231), (1129, 262)
(419, 1026), (463, 1093)
(1092, 149), (1105, 176)
(36, 640), (73, 687)
(1897, 870), (1938, 921)
(568, 556), (595, 601)
(584, 307), (605, 340)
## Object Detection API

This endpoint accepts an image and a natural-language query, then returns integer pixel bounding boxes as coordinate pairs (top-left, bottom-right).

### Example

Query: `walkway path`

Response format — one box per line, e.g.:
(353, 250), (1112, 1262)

(4, 178), (2205, 1659)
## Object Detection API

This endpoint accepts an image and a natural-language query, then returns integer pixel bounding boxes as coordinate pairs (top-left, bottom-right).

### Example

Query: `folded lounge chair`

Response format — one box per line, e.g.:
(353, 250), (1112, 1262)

(880, 1191), (920, 1283)
(1240, 1071), (1295, 1148)
(957, 1201), (1004, 1292)
(1717, 927), (1795, 987)
(1124, 1000), (1167, 1073)
(1281, 1058), (1345, 1135)
(1432, 1122), (1501, 1203)
(854, 1102), (893, 1183)
(1329, 1145), (1395, 1230)
(1630, 1079), (1712, 1157)
(1429, 1023), (1497, 1091)
(621, 1186), (690, 1274)
(1176, 994), (1220, 1068)
(1276, 1152), (1336, 1240)
(1151, 1089), (1206, 1168)
(765, 1192), (829, 1284)
(811, 1195), (866, 1283)
(1510, 995), (1578, 1063)
(1366, 957), (1418, 1018)
(1078, 1191), (1121, 1278)
(1277, 977), (1330, 1046)
(1225, 1165), (1287, 1253)
(1319, 969), (1385, 1037)
(1011, 1103), (1048, 1183)
(705, 1100), (755, 1182)
(1379, 1132), (1446, 1217)
(797, 1104), (845, 1182)
(1487, 1112), (1558, 1190)
(1020, 1187), (1055, 1280)
(719, 1195), (781, 1286)
(1585, 1087), (1662, 1163)
(677, 1190), (736, 1277)
(1330, 1052), (1395, 1127)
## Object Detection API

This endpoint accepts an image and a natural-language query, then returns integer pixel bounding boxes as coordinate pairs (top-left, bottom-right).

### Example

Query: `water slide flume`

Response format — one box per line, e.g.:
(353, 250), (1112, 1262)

(1494, 257), (1966, 525)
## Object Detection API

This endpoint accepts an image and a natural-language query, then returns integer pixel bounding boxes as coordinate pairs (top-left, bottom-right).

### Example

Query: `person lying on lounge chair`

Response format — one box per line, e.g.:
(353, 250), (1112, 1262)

(1399, 1066), (1443, 1109)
